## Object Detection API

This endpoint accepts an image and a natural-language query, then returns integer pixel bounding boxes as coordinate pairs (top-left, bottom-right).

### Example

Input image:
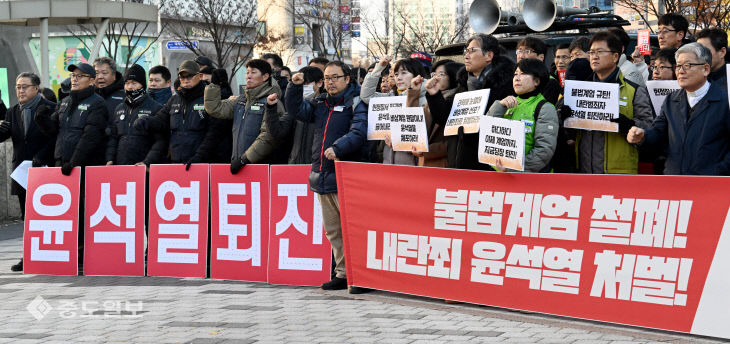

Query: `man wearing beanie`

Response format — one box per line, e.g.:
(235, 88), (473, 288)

(134, 60), (226, 168)
(105, 64), (165, 166)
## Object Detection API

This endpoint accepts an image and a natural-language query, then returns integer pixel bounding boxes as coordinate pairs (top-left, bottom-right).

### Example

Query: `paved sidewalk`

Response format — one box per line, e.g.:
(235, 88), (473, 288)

(0, 221), (725, 344)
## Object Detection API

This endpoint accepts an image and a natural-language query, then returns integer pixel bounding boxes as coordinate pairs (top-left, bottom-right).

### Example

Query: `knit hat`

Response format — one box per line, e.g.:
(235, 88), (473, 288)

(565, 58), (593, 81)
(124, 64), (147, 89)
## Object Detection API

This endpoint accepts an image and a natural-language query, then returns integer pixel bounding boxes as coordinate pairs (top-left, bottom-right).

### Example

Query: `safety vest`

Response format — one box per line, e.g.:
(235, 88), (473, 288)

(504, 93), (546, 155)
(605, 74), (638, 174)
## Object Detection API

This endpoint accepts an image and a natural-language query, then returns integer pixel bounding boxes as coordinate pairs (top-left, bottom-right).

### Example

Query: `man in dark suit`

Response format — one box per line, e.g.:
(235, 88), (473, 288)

(0, 72), (56, 272)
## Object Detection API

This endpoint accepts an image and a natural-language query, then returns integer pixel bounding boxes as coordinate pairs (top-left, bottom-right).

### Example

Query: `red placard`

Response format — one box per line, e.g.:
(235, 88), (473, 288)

(638, 29), (651, 56)
(268, 165), (332, 286)
(558, 70), (566, 88)
(24, 167), (81, 275)
(337, 162), (730, 339)
(83, 165), (146, 276)
(209, 164), (270, 281)
(147, 164), (209, 278)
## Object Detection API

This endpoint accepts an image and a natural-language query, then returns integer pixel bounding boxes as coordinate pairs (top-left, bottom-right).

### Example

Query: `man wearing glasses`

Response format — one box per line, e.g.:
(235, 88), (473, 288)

(35, 63), (108, 175)
(281, 61), (367, 294)
(0, 72), (57, 272)
(627, 43), (730, 175)
(515, 37), (561, 105)
(134, 60), (226, 169)
(575, 31), (653, 174)
(632, 13), (689, 79)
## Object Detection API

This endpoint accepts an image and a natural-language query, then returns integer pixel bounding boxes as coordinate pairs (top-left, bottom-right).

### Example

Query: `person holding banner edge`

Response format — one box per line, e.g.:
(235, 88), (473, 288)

(627, 43), (730, 175)
(281, 61), (369, 294)
(575, 31), (653, 174)
(486, 58), (559, 172)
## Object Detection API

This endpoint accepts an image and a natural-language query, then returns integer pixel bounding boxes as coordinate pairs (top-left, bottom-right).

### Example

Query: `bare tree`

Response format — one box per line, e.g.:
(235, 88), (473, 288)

(160, 0), (269, 83)
(66, 21), (164, 71)
(389, 0), (469, 57)
(282, 0), (352, 60)
(256, 31), (296, 66)
(614, 0), (730, 31)
(359, 6), (394, 58)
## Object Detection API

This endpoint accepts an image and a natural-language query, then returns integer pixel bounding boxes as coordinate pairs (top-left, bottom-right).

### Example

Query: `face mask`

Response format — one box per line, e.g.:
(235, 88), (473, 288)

(303, 84), (316, 100)
(124, 88), (146, 106)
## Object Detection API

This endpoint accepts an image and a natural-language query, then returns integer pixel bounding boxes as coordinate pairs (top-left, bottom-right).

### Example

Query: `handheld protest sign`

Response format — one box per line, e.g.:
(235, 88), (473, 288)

(209, 164), (270, 282)
(390, 107), (429, 152)
(646, 80), (681, 116)
(23, 167), (80, 275)
(558, 70), (566, 88)
(268, 165), (332, 286)
(563, 80), (619, 132)
(148, 164), (209, 278)
(638, 29), (651, 55)
(84, 165), (146, 276)
(478, 115), (525, 171)
(367, 96), (406, 140)
(444, 89), (490, 136)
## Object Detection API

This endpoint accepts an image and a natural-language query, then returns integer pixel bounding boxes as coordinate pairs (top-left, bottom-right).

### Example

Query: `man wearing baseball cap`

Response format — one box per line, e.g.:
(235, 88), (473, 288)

(35, 62), (108, 174)
(105, 64), (165, 166)
(134, 60), (226, 169)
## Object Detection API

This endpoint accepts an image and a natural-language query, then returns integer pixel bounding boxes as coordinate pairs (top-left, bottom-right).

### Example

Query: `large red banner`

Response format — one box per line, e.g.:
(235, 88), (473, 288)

(23, 167), (81, 275)
(268, 165), (332, 286)
(336, 162), (730, 339)
(83, 165), (146, 276)
(147, 164), (209, 278)
(209, 164), (270, 281)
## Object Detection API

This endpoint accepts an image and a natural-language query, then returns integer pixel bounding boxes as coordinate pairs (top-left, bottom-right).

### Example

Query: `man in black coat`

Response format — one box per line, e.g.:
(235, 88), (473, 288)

(34, 63), (108, 174)
(93, 57), (125, 117)
(135, 60), (227, 168)
(106, 64), (165, 166)
(0, 72), (56, 272)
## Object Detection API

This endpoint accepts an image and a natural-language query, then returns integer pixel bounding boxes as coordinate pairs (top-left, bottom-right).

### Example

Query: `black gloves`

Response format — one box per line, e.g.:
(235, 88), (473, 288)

(230, 156), (249, 174)
(211, 69), (229, 87)
(558, 105), (574, 122)
(185, 156), (202, 171)
(36, 104), (51, 118)
(611, 114), (635, 135)
(32, 158), (43, 167)
(0, 120), (9, 134)
(133, 116), (150, 131)
(61, 162), (73, 176)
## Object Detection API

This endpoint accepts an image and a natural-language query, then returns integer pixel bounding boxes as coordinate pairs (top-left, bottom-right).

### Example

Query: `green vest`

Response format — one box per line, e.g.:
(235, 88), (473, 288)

(504, 93), (546, 155)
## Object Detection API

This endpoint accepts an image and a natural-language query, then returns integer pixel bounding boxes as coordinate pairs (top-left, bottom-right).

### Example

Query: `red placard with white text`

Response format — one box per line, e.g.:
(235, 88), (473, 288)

(268, 165), (332, 286)
(337, 162), (730, 339)
(83, 165), (146, 276)
(638, 29), (651, 55)
(24, 167), (81, 275)
(209, 164), (270, 281)
(147, 164), (209, 278)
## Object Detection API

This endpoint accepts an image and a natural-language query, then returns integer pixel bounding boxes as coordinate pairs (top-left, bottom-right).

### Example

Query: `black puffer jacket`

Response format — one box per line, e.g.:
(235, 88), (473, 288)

(106, 94), (164, 165)
(427, 55), (516, 170)
(35, 86), (108, 167)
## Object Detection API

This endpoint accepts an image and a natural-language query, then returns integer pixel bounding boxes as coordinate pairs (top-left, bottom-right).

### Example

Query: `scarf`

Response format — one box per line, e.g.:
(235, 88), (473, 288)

(20, 93), (42, 134)
(125, 88), (146, 107)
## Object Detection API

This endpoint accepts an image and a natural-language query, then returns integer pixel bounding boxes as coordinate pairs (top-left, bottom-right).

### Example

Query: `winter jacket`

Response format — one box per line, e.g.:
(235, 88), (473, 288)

(204, 79), (282, 163)
(577, 68), (653, 174)
(619, 55), (646, 88)
(708, 65), (727, 91)
(146, 81), (226, 163)
(149, 87), (173, 105)
(285, 83), (367, 194)
(0, 95), (56, 194)
(641, 82), (730, 175)
(35, 86), (108, 167)
(106, 94), (164, 165)
(427, 56), (516, 170)
(266, 81), (318, 164)
(96, 71), (125, 119)
(407, 86), (452, 167)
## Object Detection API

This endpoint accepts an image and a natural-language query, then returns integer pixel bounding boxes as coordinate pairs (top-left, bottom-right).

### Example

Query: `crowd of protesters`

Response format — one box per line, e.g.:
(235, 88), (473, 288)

(3, 13), (730, 293)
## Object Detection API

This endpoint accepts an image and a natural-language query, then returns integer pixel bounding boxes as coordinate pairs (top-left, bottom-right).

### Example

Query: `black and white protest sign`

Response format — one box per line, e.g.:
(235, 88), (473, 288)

(444, 89), (490, 136)
(367, 96), (406, 140)
(478, 116), (525, 171)
(563, 80), (619, 132)
(646, 80), (681, 116)
(390, 107), (429, 152)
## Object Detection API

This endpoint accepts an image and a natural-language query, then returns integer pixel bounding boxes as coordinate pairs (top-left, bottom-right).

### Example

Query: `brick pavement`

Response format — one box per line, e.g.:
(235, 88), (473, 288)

(0, 221), (725, 344)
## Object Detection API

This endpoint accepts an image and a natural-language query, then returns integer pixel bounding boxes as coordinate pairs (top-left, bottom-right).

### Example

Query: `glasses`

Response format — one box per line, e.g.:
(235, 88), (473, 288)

(588, 50), (616, 56)
(464, 47), (481, 56)
(178, 74), (196, 81)
(70, 73), (91, 80)
(651, 65), (674, 73)
(516, 49), (535, 55)
(675, 63), (706, 72)
(15, 84), (37, 91)
(324, 75), (345, 82)
(431, 71), (447, 78)
(657, 29), (677, 35)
